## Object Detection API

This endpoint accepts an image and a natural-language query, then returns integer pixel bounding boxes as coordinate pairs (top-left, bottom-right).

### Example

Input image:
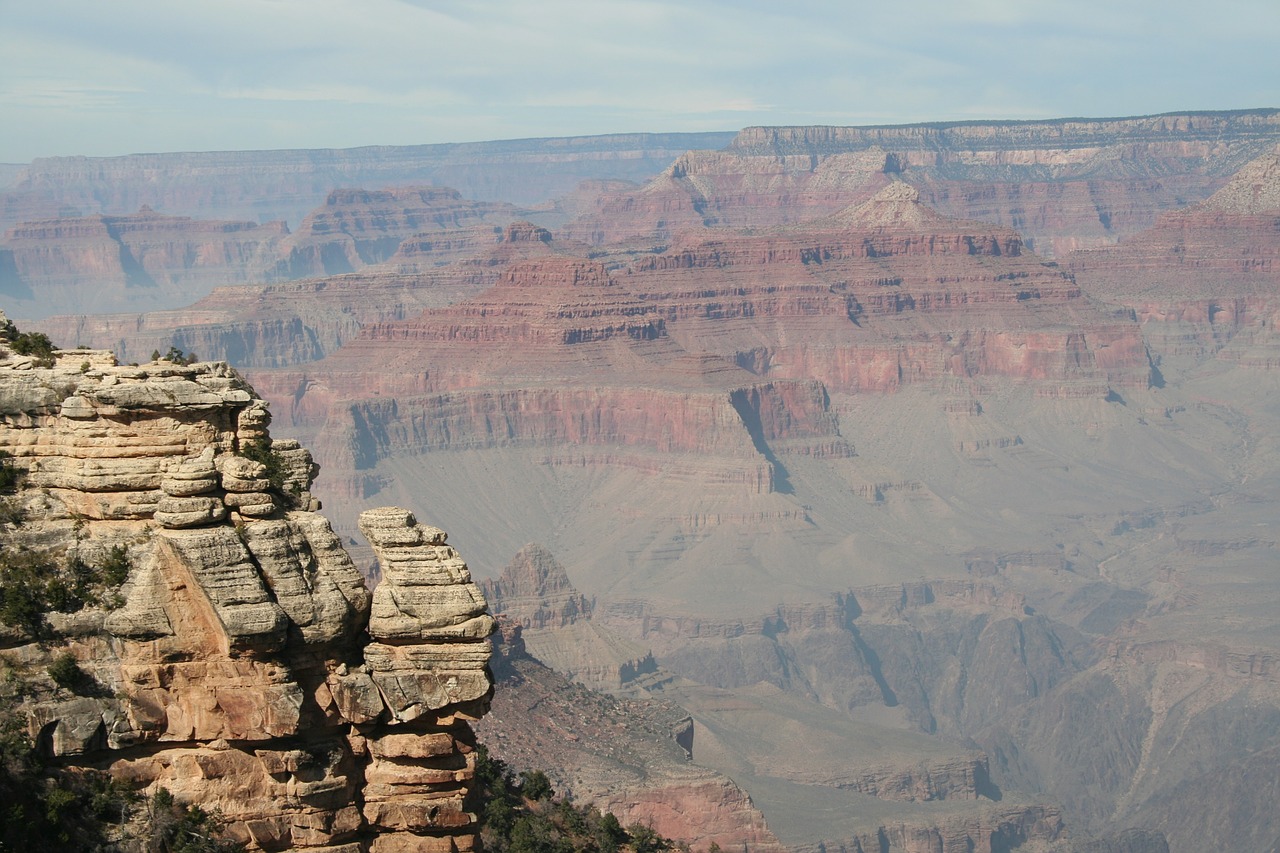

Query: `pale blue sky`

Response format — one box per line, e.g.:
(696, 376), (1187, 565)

(1, 0), (1277, 162)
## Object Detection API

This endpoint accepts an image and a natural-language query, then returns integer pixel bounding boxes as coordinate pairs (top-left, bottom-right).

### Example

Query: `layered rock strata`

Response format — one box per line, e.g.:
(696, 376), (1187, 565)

(274, 186), (518, 278)
(0, 326), (494, 851)
(565, 109), (1280, 256)
(481, 543), (593, 631)
(34, 219), (563, 368)
(0, 208), (288, 318)
(247, 185), (1145, 510)
(1069, 144), (1280, 373)
(476, 620), (788, 853)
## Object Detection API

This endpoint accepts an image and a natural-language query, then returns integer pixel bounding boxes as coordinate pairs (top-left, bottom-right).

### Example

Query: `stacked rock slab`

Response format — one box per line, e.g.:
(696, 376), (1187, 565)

(0, 319), (494, 851)
(357, 507), (496, 853)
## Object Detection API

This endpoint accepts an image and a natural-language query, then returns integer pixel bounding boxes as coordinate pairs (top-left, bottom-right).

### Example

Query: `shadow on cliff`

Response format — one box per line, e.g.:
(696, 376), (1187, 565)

(728, 389), (794, 494)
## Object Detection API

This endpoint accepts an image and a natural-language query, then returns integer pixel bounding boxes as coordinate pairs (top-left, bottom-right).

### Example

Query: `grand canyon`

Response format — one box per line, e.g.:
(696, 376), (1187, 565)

(3, 109), (1280, 852)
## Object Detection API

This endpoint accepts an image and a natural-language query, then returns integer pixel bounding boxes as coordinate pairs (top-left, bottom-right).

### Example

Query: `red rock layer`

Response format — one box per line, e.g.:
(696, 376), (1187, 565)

(616, 185), (1151, 394)
(246, 188), (1149, 508)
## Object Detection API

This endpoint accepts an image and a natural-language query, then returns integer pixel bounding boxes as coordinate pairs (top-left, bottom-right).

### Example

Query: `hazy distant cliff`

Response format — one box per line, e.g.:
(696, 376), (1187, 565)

(1, 132), (738, 229)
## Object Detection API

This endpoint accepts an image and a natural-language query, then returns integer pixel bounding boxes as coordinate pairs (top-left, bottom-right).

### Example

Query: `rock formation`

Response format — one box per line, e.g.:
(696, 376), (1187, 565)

(481, 544), (594, 631)
(0, 319), (494, 851)
(566, 109), (1280, 256)
(9, 111), (1280, 852)
(1069, 144), (1280, 374)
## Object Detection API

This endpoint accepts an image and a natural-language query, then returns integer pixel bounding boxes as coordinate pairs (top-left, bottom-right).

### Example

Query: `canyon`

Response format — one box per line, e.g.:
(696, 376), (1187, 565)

(4, 110), (1280, 852)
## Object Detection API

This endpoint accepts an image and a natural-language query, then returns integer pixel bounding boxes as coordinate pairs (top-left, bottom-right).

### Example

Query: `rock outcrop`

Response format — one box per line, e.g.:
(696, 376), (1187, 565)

(1069, 144), (1280, 375)
(481, 544), (593, 630)
(727, 110), (1280, 256)
(0, 320), (494, 851)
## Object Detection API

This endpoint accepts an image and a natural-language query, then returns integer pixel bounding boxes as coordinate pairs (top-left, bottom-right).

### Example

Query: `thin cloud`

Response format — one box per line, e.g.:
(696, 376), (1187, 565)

(1, 0), (1277, 160)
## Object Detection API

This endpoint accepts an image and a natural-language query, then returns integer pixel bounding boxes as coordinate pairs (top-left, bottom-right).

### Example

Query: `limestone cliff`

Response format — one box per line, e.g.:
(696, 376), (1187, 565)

(0, 316), (494, 851)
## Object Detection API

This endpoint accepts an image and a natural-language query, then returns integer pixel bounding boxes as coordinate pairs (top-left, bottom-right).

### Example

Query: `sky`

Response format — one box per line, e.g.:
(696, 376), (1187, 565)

(1, 0), (1277, 163)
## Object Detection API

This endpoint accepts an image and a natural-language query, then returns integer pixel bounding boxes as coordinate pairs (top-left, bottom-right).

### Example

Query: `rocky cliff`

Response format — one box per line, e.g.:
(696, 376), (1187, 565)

(9, 111), (1280, 852)
(0, 318), (495, 851)
(243, 185), (1146, 513)
(476, 620), (788, 853)
(1068, 144), (1280, 375)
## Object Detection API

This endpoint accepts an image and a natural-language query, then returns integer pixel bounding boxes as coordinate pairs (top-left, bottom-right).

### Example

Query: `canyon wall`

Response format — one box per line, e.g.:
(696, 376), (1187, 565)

(567, 109), (1280, 256)
(1, 209), (288, 318)
(8, 111), (1280, 852)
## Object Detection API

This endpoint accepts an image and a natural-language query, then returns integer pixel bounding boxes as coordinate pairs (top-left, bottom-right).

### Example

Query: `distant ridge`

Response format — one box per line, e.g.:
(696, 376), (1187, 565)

(2, 131), (739, 226)
(729, 108), (1280, 156)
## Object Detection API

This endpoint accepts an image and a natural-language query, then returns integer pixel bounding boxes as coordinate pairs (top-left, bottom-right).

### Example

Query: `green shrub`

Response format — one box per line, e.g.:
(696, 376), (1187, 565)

(0, 451), (23, 495)
(46, 653), (84, 691)
(0, 546), (133, 637)
(0, 552), (57, 637)
(471, 745), (673, 853)
(238, 440), (287, 493)
(161, 346), (197, 366)
(148, 787), (245, 852)
(520, 768), (554, 801)
(98, 545), (132, 588)
(0, 695), (139, 851)
(9, 331), (56, 366)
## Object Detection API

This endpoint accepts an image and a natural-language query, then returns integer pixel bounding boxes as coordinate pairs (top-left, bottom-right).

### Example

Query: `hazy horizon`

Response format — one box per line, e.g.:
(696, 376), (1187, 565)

(2, 0), (1277, 163)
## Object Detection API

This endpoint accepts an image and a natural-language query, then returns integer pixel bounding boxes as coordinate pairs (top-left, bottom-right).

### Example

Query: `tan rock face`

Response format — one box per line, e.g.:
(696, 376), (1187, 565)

(0, 331), (493, 851)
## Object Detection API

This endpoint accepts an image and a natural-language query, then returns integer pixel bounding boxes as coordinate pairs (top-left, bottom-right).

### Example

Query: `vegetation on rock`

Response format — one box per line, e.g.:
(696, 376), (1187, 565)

(151, 346), (198, 366)
(0, 662), (244, 852)
(473, 745), (679, 853)
(0, 545), (132, 638)
(0, 318), (58, 368)
(236, 440), (287, 493)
